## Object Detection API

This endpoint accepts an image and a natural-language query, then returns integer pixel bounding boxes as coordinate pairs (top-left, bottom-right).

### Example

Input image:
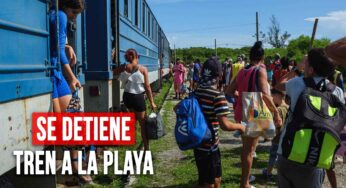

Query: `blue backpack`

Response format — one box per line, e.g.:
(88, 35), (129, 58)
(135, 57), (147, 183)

(174, 94), (213, 150)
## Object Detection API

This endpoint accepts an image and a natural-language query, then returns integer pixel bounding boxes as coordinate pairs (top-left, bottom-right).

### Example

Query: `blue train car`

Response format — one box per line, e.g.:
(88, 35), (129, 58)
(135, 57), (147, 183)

(0, 0), (169, 186)
(84, 0), (170, 112)
(0, 0), (86, 186)
(160, 31), (171, 76)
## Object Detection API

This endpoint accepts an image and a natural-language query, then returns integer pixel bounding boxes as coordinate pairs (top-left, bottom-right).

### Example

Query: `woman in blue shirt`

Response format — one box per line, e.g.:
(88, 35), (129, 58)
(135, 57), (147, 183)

(50, 0), (93, 185)
(50, 0), (83, 113)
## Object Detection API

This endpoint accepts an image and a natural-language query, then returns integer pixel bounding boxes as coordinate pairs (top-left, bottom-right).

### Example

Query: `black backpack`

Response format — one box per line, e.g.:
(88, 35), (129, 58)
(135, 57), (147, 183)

(281, 77), (346, 169)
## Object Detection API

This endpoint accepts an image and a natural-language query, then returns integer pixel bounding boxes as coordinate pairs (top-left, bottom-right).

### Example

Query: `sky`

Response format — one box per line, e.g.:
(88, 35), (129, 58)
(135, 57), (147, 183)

(146, 0), (346, 49)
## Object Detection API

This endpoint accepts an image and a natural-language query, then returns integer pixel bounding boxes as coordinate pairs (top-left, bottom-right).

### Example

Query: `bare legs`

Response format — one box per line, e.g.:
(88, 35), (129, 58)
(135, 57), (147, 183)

(241, 136), (259, 188)
(194, 177), (221, 188)
(52, 95), (71, 112)
(174, 83), (181, 99)
(53, 95), (92, 183)
(326, 169), (337, 188)
(135, 111), (149, 150)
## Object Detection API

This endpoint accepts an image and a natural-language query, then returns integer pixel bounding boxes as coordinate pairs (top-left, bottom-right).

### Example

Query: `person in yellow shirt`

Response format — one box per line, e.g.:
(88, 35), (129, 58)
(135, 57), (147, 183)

(230, 56), (245, 81)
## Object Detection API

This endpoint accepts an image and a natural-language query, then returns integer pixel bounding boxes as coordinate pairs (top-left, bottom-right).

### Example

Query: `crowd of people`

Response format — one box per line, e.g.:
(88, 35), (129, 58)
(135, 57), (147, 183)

(172, 40), (346, 188)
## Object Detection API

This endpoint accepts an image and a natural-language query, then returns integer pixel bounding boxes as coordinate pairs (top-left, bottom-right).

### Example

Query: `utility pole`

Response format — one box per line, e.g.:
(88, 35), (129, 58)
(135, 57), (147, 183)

(256, 12), (259, 42)
(310, 18), (319, 49)
(214, 39), (217, 57)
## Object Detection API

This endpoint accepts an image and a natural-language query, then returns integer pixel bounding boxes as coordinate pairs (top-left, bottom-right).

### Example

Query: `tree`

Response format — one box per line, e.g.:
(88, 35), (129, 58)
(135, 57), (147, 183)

(287, 35), (330, 62)
(266, 15), (291, 48)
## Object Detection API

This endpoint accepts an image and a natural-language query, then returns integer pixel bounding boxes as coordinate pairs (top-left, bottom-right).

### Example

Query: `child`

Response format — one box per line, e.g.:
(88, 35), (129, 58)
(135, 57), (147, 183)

(180, 84), (189, 99)
(262, 89), (288, 179)
(193, 57), (245, 188)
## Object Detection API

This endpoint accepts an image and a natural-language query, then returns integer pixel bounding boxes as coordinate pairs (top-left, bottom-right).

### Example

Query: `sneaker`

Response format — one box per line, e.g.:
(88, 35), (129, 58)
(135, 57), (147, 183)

(249, 175), (256, 183)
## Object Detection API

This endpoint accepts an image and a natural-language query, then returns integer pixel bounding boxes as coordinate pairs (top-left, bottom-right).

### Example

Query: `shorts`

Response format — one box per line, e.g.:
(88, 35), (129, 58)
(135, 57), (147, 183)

(194, 148), (222, 185)
(52, 76), (71, 99)
(123, 92), (146, 112)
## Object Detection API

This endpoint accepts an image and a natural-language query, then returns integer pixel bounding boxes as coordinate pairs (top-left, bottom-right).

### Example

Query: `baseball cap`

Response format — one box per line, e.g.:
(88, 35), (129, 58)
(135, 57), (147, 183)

(201, 57), (222, 79)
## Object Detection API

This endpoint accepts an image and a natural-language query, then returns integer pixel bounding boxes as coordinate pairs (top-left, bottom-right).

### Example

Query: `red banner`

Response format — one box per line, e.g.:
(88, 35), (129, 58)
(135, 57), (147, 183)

(32, 113), (136, 146)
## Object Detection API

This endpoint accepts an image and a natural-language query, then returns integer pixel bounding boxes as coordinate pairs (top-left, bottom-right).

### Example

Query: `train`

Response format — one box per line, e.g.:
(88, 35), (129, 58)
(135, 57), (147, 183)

(0, 0), (171, 186)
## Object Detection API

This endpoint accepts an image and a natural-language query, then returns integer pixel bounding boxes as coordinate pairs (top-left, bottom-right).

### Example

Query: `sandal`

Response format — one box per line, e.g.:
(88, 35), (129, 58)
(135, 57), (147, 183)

(71, 158), (94, 185)
(77, 174), (94, 185)
(262, 168), (274, 180)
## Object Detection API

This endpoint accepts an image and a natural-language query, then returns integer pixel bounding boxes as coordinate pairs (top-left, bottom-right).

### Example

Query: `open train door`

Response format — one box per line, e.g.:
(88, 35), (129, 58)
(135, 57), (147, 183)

(84, 0), (115, 112)
(111, 0), (123, 111)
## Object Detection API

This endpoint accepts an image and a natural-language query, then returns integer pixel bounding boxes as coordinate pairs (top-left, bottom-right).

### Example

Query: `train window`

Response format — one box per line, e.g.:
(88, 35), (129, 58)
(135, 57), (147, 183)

(124, 0), (129, 18)
(142, 3), (145, 33)
(148, 12), (151, 37)
(155, 22), (158, 43)
(135, 0), (139, 26)
(153, 20), (155, 41)
(156, 23), (158, 43)
(151, 17), (155, 40)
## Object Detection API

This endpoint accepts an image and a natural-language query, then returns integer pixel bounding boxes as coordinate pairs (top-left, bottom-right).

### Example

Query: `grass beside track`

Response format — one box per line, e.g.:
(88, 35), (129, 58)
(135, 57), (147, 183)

(84, 79), (173, 188)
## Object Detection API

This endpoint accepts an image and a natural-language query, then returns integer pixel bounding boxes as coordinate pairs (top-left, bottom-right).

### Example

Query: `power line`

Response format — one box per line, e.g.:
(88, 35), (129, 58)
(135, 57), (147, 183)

(204, 42), (251, 48)
(166, 23), (256, 34)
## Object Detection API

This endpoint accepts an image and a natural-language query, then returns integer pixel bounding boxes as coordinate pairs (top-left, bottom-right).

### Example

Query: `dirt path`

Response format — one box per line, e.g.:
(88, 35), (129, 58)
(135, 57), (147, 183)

(125, 86), (184, 187)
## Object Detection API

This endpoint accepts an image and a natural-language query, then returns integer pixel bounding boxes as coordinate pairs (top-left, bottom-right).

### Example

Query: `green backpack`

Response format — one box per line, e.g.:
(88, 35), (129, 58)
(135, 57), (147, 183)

(281, 77), (346, 169)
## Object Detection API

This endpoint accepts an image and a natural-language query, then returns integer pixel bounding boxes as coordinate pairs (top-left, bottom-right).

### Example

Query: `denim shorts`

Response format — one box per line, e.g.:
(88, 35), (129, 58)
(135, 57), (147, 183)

(52, 76), (71, 99)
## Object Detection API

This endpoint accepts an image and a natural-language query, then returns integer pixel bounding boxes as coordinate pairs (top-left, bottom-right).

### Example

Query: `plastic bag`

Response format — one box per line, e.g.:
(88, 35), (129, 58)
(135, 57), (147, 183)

(145, 112), (166, 140)
(242, 92), (275, 138)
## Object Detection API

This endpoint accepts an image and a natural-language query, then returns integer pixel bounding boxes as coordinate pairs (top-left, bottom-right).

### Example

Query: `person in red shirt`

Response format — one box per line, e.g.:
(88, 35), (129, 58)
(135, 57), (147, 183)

(273, 57), (289, 86)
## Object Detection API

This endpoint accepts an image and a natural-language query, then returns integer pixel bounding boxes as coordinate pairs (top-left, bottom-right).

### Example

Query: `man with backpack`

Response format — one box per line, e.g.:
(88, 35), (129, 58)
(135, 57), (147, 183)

(274, 48), (346, 188)
(189, 57), (245, 188)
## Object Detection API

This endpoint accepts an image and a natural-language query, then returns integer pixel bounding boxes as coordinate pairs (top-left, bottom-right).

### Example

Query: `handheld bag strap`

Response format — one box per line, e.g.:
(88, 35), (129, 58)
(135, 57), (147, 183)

(72, 88), (79, 98)
(247, 68), (255, 92)
(247, 66), (261, 92)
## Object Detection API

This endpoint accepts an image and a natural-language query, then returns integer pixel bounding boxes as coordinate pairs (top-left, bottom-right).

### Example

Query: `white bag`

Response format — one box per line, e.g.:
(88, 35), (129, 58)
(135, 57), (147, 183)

(242, 92), (275, 138)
